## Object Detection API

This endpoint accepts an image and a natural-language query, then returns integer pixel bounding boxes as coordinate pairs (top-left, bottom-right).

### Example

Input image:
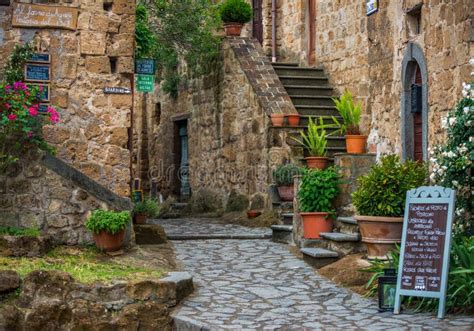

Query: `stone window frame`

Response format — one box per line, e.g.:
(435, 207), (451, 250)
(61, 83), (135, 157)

(401, 42), (429, 162)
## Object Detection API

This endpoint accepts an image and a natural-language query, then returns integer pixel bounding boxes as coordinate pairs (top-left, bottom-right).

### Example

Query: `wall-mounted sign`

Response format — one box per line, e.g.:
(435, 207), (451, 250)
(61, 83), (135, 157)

(27, 83), (50, 102)
(366, 0), (379, 16)
(24, 63), (51, 82)
(136, 74), (154, 93)
(104, 87), (132, 95)
(132, 190), (144, 203)
(30, 53), (51, 64)
(38, 103), (50, 114)
(12, 3), (78, 30)
(135, 59), (156, 75)
(394, 186), (456, 319)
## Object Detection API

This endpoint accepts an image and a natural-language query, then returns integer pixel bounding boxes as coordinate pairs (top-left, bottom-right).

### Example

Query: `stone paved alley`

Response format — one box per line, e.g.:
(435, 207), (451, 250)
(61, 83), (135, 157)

(153, 218), (474, 330)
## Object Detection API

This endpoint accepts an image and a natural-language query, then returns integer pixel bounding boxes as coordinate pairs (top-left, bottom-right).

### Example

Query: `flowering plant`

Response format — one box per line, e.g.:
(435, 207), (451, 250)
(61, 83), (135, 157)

(430, 80), (473, 235)
(0, 82), (59, 173)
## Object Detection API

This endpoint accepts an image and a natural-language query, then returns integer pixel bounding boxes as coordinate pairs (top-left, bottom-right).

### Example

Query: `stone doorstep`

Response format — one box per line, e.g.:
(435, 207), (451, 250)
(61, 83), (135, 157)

(161, 272), (194, 305)
(166, 234), (271, 241)
(300, 237), (365, 256)
(334, 216), (360, 235)
(338, 216), (357, 225)
(271, 225), (293, 245)
(300, 248), (339, 269)
(134, 224), (167, 245)
(319, 232), (360, 242)
(271, 225), (293, 232)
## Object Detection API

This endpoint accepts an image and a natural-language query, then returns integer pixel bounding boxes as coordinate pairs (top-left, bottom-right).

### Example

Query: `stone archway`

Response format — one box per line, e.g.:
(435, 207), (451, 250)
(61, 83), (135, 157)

(401, 42), (429, 161)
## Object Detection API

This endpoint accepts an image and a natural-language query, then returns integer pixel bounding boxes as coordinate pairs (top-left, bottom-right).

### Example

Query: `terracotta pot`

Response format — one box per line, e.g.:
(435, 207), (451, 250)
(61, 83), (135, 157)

(305, 157), (328, 169)
(345, 135), (368, 154)
(301, 212), (333, 239)
(134, 213), (147, 224)
(354, 215), (404, 259)
(223, 22), (244, 36)
(270, 114), (285, 127)
(92, 230), (125, 252)
(277, 185), (294, 201)
(287, 114), (300, 127)
(247, 210), (261, 219)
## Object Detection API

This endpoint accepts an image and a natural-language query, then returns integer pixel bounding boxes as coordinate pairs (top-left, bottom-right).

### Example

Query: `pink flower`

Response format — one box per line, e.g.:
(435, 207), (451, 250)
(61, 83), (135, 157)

(47, 107), (60, 124)
(13, 82), (27, 91)
(29, 106), (39, 117)
(5, 103), (10, 109)
(5, 85), (11, 91)
(27, 131), (33, 138)
(25, 91), (30, 96)
(7, 114), (16, 121)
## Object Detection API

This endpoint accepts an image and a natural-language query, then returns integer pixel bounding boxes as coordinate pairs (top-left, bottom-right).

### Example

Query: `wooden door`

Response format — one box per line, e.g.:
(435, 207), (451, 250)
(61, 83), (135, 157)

(252, 0), (263, 43)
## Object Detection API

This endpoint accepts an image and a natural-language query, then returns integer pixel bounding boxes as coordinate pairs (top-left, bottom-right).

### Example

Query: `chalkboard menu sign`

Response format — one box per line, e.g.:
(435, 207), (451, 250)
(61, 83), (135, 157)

(394, 186), (456, 319)
(30, 53), (51, 64)
(135, 59), (156, 75)
(25, 64), (51, 82)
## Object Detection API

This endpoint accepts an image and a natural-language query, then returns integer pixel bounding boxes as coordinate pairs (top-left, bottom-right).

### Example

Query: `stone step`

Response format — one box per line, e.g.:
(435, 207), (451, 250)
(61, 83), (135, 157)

(334, 216), (360, 234)
(274, 66), (326, 78)
(283, 85), (334, 96)
(171, 203), (188, 210)
(134, 224), (168, 245)
(301, 235), (365, 256)
(271, 225), (293, 244)
(338, 216), (357, 225)
(295, 105), (339, 116)
(319, 232), (360, 242)
(279, 76), (329, 87)
(272, 62), (299, 67)
(290, 95), (336, 107)
(287, 135), (346, 149)
(300, 248), (339, 269)
(280, 212), (294, 225)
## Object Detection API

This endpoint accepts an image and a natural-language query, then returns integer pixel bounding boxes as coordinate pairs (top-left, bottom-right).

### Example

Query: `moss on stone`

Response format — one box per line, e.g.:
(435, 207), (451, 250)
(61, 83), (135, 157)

(187, 189), (223, 214)
(225, 191), (249, 212)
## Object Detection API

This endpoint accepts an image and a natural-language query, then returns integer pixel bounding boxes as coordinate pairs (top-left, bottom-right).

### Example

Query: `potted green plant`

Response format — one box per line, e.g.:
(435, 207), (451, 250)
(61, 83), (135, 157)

(85, 210), (131, 252)
(133, 198), (160, 224)
(332, 90), (366, 154)
(219, 0), (252, 36)
(292, 117), (330, 169)
(298, 167), (341, 239)
(273, 163), (302, 201)
(352, 155), (427, 259)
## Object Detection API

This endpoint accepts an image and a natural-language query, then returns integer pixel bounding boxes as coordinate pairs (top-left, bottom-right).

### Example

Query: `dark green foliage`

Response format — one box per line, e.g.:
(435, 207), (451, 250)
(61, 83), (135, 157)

(219, 0), (252, 23)
(298, 167), (341, 213)
(188, 189), (223, 214)
(85, 210), (130, 235)
(1, 43), (34, 84)
(363, 247), (400, 297)
(352, 155), (427, 217)
(135, 4), (158, 59)
(133, 198), (160, 218)
(226, 191), (249, 212)
(273, 163), (303, 186)
(0, 226), (40, 237)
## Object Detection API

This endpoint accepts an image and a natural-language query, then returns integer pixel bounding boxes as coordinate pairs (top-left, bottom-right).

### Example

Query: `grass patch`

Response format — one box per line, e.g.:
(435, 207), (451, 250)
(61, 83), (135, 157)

(0, 226), (40, 237)
(0, 247), (164, 284)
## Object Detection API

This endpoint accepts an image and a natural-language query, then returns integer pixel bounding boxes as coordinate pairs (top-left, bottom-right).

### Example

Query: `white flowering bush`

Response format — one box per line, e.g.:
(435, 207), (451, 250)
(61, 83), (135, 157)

(430, 80), (473, 235)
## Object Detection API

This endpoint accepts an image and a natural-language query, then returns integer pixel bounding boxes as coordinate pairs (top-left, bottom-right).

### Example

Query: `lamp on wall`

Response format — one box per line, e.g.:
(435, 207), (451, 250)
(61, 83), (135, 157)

(378, 268), (398, 312)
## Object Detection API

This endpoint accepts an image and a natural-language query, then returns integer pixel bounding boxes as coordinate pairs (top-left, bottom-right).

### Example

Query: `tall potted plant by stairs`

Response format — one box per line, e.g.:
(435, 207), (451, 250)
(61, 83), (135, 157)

(352, 155), (427, 259)
(86, 210), (131, 252)
(292, 117), (330, 169)
(273, 163), (302, 201)
(332, 90), (367, 154)
(219, 0), (252, 37)
(133, 197), (160, 224)
(299, 167), (341, 239)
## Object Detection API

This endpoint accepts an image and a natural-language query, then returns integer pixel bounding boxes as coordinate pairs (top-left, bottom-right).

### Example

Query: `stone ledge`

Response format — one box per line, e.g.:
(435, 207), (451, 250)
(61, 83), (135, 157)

(319, 232), (360, 242)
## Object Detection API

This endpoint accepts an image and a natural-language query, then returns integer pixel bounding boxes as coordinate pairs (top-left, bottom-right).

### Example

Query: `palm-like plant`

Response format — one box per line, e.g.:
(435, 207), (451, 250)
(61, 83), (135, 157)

(292, 117), (328, 157)
(332, 90), (362, 135)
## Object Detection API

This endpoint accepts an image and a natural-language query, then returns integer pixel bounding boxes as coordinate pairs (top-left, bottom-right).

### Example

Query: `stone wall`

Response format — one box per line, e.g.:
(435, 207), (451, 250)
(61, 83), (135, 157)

(0, 0), (134, 197)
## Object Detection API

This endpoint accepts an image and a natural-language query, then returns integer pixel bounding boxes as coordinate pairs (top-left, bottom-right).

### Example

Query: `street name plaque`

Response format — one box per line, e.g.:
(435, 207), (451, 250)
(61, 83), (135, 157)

(394, 186), (456, 319)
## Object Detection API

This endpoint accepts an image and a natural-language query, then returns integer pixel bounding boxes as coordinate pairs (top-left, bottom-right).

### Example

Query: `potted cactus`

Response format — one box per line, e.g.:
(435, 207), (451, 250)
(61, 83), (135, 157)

(219, 0), (252, 36)
(85, 210), (131, 252)
(273, 163), (303, 201)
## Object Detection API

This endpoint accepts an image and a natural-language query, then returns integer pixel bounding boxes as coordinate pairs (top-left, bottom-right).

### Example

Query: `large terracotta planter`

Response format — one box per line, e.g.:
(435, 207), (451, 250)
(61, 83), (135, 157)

(354, 215), (404, 259)
(223, 22), (244, 36)
(301, 212), (333, 239)
(346, 135), (368, 154)
(305, 157), (328, 169)
(277, 185), (294, 201)
(270, 114), (285, 127)
(287, 114), (300, 127)
(93, 230), (125, 252)
(134, 213), (147, 224)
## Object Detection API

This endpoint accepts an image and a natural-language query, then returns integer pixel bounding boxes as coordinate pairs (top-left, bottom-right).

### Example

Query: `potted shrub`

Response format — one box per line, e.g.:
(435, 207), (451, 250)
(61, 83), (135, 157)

(299, 167), (341, 239)
(85, 210), (131, 252)
(273, 163), (302, 201)
(219, 0), (252, 37)
(292, 117), (330, 169)
(332, 90), (367, 154)
(270, 113), (285, 126)
(133, 197), (159, 224)
(352, 155), (427, 259)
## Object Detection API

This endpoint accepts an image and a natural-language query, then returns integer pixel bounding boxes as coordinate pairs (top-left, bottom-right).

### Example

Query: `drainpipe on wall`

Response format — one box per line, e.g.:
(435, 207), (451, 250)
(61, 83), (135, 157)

(271, 0), (277, 63)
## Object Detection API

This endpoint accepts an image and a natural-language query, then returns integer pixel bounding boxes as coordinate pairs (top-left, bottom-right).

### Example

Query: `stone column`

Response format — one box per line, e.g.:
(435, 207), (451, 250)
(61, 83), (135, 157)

(292, 175), (303, 247)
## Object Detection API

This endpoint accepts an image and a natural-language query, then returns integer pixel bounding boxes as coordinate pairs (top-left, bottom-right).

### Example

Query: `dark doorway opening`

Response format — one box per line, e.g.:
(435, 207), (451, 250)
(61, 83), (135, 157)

(252, 0), (263, 44)
(412, 65), (423, 162)
(173, 120), (190, 200)
(307, 0), (316, 66)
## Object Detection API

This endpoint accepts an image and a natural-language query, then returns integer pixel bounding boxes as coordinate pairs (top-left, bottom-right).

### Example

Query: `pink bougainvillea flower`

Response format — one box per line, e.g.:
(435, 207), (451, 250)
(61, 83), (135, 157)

(5, 85), (11, 90)
(7, 114), (17, 121)
(13, 82), (27, 91)
(5, 103), (11, 109)
(47, 107), (60, 123)
(25, 91), (30, 96)
(27, 131), (33, 138)
(29, 106), (39, 117)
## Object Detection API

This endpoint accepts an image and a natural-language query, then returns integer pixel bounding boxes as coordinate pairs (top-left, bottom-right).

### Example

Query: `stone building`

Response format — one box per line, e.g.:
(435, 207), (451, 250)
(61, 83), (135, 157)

(134, 0), (472, 209)
(0, 0), (135, 244)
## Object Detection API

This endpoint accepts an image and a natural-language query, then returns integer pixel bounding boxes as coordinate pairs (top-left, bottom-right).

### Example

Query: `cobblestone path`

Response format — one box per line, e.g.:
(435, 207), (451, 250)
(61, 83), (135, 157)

(156, 219), (474, 330)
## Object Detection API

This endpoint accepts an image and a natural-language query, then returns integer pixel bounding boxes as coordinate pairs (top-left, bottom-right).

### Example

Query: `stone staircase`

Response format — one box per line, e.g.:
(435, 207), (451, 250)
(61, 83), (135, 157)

(269, 63), (364, 267)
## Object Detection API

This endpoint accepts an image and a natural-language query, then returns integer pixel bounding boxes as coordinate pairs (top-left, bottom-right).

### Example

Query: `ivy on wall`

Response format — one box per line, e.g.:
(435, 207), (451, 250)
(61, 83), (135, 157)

(1, 43), (34, 84)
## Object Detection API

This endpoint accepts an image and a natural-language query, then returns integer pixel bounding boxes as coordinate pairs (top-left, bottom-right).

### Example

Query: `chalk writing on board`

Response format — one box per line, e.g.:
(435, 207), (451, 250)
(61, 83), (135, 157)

(25, 64), (51, 82)
(12, 3), (78, 30)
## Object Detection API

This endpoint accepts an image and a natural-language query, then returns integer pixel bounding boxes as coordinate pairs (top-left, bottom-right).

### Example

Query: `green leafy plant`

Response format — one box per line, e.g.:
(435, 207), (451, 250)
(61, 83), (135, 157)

(298, 167), (341, 213)
(1, 43), (34, 84)
(85, 210), (130, 235)
(0, 226), (40, 237)
(292, 117), (330, 157)
(273, 163), (303, 186)
(363, 247), (400, 297)
(219, 0), (252, 23)
(352, 155), (427, 217)
(133, 198), (160, 218)
(332, 90), (363, 135)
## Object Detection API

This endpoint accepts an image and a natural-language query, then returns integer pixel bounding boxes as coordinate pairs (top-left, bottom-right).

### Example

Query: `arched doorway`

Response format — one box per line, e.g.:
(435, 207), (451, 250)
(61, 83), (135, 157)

(401, 43), (428, 161)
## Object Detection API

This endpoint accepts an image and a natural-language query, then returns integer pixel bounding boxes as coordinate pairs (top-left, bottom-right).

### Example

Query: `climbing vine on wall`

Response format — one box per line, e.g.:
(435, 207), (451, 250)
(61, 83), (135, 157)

(135, 0), (221, 98)
(1, 43), (34, 84)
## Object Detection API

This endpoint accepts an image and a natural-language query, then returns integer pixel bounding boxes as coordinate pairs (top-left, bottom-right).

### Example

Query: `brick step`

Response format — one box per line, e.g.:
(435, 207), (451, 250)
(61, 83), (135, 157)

(300, 247), (339, 269)
(271, 62), (299, 67)
(283, 85), (334, 96)
(273, 66), (326, 78)
(334, 216), (360, 234)
(271, 225), (293, 244)
(290, 95), (336, 107)
(286, 135), (346, 149)
(301, 236), (365, 256)
(279, 76), (329, 87)
(295, 105), (339, 116)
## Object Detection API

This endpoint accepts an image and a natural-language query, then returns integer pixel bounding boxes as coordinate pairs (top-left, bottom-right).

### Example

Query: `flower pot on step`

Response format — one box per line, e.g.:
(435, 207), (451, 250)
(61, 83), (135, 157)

(93, 230), (125, 252)
(287, 114), (300, 127)
(270, 114), (285, 127)
(247, 210), (261, 219)
(305, 157), (328, 169)
(354, 215), (404, 259)
(346, 135), (368, 154)
(223, 23), (244, 36)
(134, 213), (147, 224)
(301, 212), (333, 239)
(277, 185), (294, 201)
